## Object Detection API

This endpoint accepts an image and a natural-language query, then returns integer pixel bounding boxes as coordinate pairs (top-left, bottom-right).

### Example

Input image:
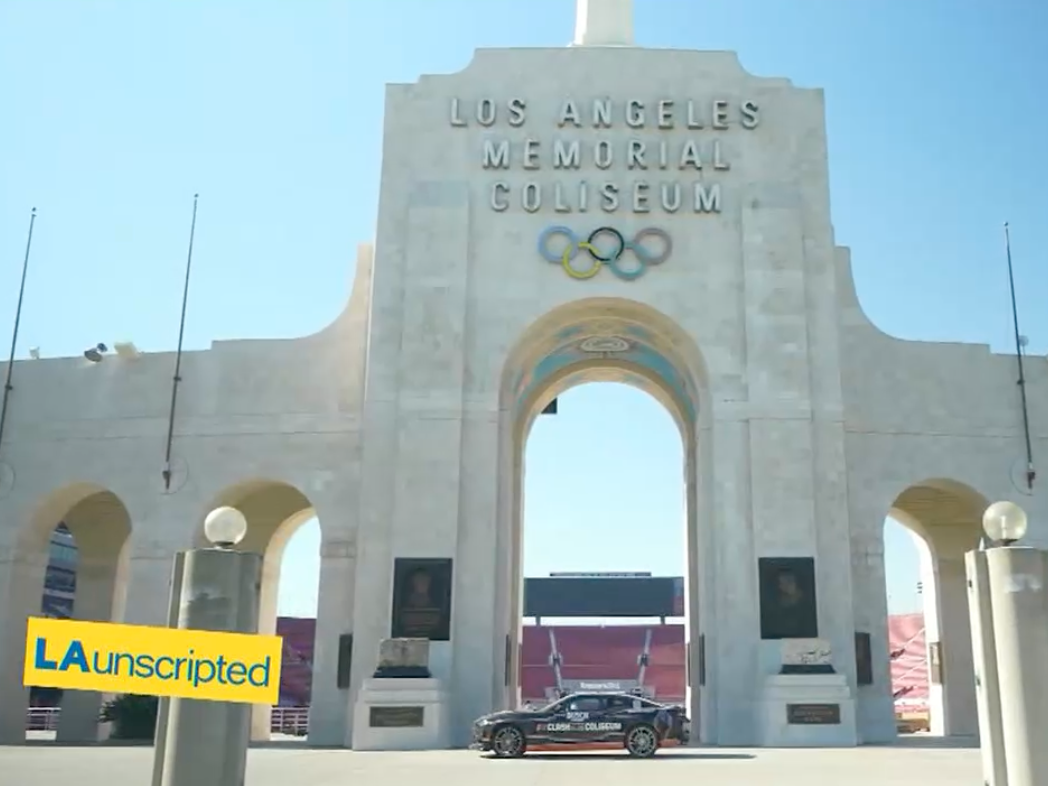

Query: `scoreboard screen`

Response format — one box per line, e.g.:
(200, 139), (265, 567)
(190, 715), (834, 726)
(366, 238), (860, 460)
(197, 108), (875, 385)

(523, 576), (682, 618)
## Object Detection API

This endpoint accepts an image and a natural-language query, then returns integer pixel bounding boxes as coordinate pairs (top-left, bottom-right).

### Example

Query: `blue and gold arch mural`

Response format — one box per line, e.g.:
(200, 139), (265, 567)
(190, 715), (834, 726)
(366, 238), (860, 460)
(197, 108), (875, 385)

(511, 321), (697, 423)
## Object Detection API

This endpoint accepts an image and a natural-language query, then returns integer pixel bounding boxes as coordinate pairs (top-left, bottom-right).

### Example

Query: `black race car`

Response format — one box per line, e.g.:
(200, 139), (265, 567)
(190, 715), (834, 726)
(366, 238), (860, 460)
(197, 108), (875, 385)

(470, 691), (690, 758)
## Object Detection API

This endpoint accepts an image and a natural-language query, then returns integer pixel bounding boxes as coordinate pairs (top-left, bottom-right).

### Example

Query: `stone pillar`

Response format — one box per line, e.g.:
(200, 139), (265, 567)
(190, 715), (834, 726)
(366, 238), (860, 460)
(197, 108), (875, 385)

(933, 553), (978, 737)
(56, 551), (123, 743)
(152, 552), (186, 786)
(848, 530), (896, 744)
(249, 551), (281, 741)
(965, 550), (1007, 786)
(344, 401), (399, 749)
(121, 548), (178, 627)
(450, 411), (500, 743)
(685, 431), (708, 742)
(157, 548), (261, 786)
(307, 535), (356, 747)
(706, 416), (758, 745)
(572, 0), (634, 46)
(986, 547), (1048, 786)
(0, 545), (47, 744)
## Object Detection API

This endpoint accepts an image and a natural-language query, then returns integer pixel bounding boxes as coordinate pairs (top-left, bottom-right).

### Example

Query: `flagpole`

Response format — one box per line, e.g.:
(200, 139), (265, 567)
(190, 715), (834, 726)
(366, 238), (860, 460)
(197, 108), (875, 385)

(0, 207), (39, 455)
(162, 194), (199, 492)
(1004, 222), (1035, 491)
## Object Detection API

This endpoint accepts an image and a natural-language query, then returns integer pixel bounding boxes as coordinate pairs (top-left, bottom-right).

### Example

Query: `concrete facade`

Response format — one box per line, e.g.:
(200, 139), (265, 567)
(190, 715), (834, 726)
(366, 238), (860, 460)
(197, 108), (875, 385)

(0, 3), (1045, 749)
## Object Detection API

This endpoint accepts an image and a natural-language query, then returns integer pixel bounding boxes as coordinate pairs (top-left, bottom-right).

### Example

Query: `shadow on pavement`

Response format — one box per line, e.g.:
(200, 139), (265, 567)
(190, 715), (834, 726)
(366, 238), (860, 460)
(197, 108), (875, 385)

(21, 739), (153, 748)
(484, 750), (756, 761)
(873, 734), (979, 750)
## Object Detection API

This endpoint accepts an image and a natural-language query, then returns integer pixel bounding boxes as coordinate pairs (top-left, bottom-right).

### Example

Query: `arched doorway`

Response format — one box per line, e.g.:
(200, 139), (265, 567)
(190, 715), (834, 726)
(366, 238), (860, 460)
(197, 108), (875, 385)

(520, 381), (687, 702)
(196, 480), (320, 742)
(497, 297), (709, 737)
(2, 483), (132, 743)
(886, 479), (986, 737)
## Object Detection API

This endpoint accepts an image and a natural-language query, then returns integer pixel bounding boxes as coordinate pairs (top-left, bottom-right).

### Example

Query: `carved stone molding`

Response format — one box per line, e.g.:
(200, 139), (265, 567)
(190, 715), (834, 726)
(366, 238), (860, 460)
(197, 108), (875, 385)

(320, 540), (357, 559)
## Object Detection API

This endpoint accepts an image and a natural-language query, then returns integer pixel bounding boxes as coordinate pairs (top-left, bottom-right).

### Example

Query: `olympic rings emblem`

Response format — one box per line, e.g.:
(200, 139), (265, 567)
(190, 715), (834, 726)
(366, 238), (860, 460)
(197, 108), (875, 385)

(537, 226), (673, 281)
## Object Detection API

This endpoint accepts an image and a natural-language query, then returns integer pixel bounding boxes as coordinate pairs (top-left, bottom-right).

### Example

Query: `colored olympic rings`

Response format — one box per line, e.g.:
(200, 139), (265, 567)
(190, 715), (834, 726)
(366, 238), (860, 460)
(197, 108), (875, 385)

(536, 226), (673, 281)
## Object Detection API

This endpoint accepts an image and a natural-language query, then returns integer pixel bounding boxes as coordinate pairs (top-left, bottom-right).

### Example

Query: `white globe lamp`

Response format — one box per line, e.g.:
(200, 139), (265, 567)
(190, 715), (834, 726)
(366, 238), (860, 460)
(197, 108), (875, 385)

(982, 500), (1028, 546)
(204, 506), (248, 548)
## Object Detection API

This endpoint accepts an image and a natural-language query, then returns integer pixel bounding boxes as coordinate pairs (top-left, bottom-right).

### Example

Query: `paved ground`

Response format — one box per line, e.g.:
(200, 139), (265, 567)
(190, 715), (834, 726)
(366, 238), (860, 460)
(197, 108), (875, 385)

(2, 737), (982, 786)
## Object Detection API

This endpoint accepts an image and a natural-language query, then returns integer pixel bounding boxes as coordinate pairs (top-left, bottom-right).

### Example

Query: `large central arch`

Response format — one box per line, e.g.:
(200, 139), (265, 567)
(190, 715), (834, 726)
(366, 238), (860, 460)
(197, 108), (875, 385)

(495, 297), (711, 736)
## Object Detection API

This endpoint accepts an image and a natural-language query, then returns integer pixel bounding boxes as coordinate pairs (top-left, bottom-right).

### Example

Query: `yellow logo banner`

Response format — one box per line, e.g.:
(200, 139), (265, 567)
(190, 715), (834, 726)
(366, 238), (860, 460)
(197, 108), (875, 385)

(23, 617), (282, 704)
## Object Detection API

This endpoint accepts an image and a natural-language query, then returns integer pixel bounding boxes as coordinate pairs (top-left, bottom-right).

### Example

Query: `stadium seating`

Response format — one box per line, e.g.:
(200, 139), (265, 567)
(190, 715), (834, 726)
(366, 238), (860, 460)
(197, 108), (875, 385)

(555, 625), (647, 682)
(521, 666), (558, 701)
(643, 623), (687, 702)
(888, 612), (928, 705)
(521, 625), (553, 665)
(644, 664), (686, 703)
(520, 627), (557, 701)
(556, 625), (645, 669)
(275, 617), (316, 706)
(648, 623), (685, 664)
(272, 615), (928, 714)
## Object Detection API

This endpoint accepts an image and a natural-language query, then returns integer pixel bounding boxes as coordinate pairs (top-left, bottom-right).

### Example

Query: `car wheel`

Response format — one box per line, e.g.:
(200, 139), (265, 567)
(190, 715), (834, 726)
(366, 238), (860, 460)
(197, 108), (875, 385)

(491, 724), (526, 758)
(625, 724), (659, 758)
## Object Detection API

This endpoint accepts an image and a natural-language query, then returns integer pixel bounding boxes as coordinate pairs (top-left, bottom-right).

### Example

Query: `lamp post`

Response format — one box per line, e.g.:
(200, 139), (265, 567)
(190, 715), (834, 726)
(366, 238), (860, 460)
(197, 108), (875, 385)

(155, 507), (261, 786)
(983, 501), (1029, 547)
(967, 501), (1048, 786)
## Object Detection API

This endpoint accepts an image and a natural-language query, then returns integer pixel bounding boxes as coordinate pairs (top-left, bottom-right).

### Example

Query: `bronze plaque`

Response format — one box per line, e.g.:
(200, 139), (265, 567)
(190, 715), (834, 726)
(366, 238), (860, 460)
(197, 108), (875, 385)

(698, 634), (706, 686)
(929, 641), (943, 685)
(369, 706), (424, 728)
(759, 557), (819, 640)
(787, 703), (841, 725)
(855, 631), (873, 686)
(391, 558), (452, 641)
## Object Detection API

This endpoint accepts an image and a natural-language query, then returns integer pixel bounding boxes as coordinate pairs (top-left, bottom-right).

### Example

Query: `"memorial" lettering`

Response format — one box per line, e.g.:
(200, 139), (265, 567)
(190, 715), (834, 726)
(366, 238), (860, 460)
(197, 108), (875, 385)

(449, 96), (761, 215)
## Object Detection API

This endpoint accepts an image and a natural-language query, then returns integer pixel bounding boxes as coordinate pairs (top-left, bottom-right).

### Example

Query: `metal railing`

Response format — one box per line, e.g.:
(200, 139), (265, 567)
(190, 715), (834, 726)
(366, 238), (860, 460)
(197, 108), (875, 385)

(26, 705), (312, 735)
(26, 707), (59, 731)
(270, 706), (309, 735)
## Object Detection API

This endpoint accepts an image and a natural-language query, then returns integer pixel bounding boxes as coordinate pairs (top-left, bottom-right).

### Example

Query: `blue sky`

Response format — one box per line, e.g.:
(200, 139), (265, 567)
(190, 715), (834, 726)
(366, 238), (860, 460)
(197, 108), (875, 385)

(2, 1), (1045, 620)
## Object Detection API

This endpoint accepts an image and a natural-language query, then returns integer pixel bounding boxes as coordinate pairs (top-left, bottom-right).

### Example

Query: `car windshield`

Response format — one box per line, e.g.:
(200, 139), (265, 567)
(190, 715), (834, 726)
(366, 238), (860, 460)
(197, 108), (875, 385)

(528, 693), (666, 713)
(534, 697), (568, 713)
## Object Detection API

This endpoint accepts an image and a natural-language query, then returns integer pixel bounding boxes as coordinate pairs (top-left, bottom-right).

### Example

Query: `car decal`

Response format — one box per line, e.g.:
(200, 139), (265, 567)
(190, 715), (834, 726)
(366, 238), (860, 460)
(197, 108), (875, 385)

(537, 721), (622, 733)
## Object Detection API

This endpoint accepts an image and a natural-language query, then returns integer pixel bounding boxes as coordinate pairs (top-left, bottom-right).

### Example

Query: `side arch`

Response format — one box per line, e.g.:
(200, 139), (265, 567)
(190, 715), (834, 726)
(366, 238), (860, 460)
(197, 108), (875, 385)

(885, 478), (988, 738)
(0, 482), (133, 744)
(193, 478), (319, 742)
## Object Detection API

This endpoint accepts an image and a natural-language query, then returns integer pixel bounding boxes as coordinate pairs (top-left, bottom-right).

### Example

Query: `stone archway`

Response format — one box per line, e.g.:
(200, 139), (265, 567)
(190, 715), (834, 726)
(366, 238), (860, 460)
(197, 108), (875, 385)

(496, 297), (710, 737)
(195, 479), (319, 742)
(888, 478), (987, 738)
(0, 483), (132, 744)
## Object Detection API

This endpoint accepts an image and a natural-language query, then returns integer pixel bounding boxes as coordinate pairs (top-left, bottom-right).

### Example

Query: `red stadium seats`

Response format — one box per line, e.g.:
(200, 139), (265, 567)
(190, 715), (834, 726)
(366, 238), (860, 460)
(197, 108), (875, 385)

(521, 626), (553, 666)
(643, 664), (686, 702)
(648, 624), (685, 665)
(887, 613), (928, 710)
(272, 615), (928, 715)
(556, 625), (645, 670)
(521, 624), (684, 701)
(521, 666), (557, 700)
(643, 623), (686, 702)
(276, 617), (316, 706)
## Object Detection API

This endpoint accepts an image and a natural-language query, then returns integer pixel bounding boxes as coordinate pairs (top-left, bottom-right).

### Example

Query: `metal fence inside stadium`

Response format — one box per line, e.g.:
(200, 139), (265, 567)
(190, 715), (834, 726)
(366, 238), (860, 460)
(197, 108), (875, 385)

(26, 706), (311, 736)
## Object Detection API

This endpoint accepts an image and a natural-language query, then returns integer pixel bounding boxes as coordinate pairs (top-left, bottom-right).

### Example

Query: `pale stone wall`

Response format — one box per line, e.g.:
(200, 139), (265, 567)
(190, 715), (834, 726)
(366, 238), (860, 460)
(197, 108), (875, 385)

(838, 247), (1048, 741)
(0, 245), (373, 744)
(0, 39), (1043, 750)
